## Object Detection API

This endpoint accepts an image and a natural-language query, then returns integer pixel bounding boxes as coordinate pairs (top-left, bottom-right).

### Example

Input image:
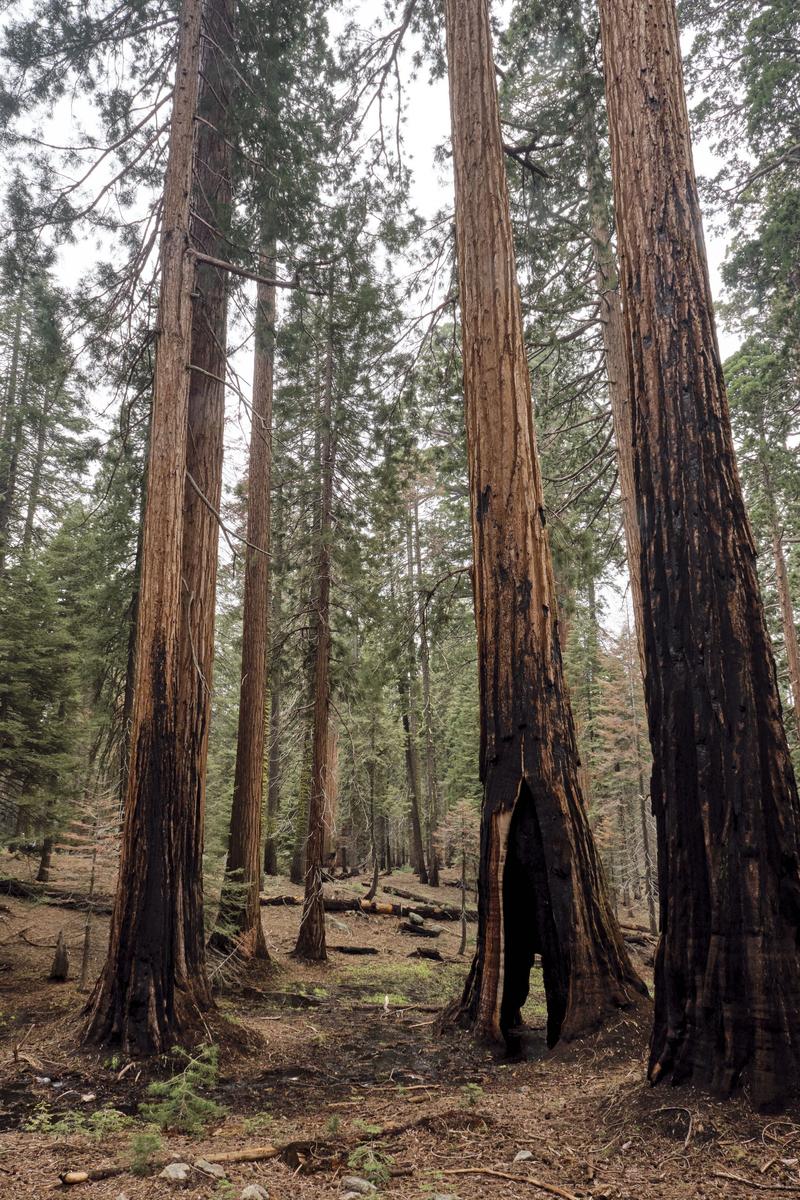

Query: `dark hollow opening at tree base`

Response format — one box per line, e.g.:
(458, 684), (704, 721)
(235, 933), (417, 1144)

(500, 782), (569, 1055)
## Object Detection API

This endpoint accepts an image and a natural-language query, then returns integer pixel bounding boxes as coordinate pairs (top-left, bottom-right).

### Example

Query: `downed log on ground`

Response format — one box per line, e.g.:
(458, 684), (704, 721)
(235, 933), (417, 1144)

(259, 893), (463, 922)
(59, 1110), (492, 1185)
(377, 884), (478, 922)
(329, 945), (379, 955)
(399, 921), (441, 938)
(0, 878), (113, 915)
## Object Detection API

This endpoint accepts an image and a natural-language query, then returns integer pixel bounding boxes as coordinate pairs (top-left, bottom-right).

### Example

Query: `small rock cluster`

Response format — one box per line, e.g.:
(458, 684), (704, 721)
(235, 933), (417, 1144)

(156, 1160), (269, 1197)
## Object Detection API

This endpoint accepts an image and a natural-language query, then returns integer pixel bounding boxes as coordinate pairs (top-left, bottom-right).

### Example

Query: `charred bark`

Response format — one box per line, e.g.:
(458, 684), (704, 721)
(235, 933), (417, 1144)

(84, 0), (209, 1053)
(598, 0), (800, 1106)
(444, 0), (645, 1052)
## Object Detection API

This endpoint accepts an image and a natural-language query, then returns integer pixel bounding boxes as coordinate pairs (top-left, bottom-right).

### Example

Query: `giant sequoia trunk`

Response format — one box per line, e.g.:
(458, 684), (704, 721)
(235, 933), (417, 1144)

(173, 0), (233, 993)
(444, 0), (644, 1051)
(598, 0), (800, 1106)
(212, 265), (275, 958)
(84, 0), (208, 1052)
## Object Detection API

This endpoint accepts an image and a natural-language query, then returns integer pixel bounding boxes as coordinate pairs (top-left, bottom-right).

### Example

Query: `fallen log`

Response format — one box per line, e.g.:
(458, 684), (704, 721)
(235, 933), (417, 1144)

(259, 894), (463, 922)
(329, 945), (379, 955)
(0, 878), (113, 915)
(59, 1111), (490, 1186)
(378, 884), (477, 922)
(399, 921), (440, 938)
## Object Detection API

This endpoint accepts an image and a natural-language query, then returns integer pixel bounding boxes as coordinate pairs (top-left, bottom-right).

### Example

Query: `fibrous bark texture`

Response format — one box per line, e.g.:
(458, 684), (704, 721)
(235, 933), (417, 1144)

(174, 0), (234, 991)
(598, 0), (800, 1107)
(444, 0), (645, 1051)
(84, 0), (207, 1052)
(212, 264), (275, 959)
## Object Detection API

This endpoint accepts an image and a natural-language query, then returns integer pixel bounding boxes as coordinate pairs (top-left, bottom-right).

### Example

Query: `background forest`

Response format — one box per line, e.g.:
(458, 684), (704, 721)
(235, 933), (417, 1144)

(0, 0), (799, 1196)
(1, 0), (797, 930)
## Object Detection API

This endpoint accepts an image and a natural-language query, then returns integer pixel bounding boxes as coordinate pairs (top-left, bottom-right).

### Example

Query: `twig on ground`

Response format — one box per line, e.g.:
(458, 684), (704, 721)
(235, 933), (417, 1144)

(441, 1167), (580, 1199)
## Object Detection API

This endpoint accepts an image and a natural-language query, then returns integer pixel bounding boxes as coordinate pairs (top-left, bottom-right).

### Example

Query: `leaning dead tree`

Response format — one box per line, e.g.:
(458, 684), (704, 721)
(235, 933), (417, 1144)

(599, 0), (800, 1106)
(443, 0), (645, 1050)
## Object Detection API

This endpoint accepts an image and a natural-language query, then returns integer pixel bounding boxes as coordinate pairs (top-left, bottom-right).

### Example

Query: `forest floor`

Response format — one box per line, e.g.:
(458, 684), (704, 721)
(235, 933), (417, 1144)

(0, 851), (796, 1199)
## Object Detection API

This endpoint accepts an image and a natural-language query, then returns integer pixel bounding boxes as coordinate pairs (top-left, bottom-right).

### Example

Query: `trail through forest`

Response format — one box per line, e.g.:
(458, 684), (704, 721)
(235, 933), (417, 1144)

(0, 853), (796, 1199)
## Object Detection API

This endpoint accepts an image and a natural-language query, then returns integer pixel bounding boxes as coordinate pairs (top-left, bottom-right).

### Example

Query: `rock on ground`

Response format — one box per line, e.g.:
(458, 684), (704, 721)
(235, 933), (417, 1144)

(158, 1162), (192, 1184)
(339, 1178), (377, 1194)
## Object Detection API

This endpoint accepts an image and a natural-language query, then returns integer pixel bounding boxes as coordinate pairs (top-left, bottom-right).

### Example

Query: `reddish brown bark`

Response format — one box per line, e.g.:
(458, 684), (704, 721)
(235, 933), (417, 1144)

(174, 0), (234, 990)
(84, 0), (207, 1052)
(444, 0), (645, 1050)
(212, 266), (275, 958)
(599, 0), (800, 1106)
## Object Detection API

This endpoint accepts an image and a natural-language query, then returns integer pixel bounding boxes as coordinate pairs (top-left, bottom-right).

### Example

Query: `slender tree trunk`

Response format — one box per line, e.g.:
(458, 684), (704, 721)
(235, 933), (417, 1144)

(21, 384), (53, 555)
(84, 0), (208, 1053)
(760, 451), (800, 746)
(365, 716), (379, 900)
(212, 262), (275, 959)
(290, 723), (311, 885)
(36, 836), (54, 884)
(264, 488), (284, 876)
(0, 282), (25, 572)
(444, 0), (645, 1051)
(624, 614), (656, 934)
(414, 499), (440, 886)
(403, 513), (428, 883)
(580, 47), (647, 682)
(294, 284), (336, 961)
(599, 0), (800, 1106)
(0, 345), (31, 570)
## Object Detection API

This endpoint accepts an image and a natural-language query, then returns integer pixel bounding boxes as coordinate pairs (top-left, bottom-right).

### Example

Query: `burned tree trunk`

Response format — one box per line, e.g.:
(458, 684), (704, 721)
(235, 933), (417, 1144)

(36, 835), (54, 883)
(444, 0), (644, 1051)
(598, 0), (800, 1106)
(84, 0), (208, 1053)
(212, 263), (275, 959)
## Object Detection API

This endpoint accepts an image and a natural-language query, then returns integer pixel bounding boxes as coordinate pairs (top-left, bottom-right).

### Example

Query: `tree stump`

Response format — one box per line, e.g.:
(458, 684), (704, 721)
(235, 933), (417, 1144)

(49, 931), (69, 981)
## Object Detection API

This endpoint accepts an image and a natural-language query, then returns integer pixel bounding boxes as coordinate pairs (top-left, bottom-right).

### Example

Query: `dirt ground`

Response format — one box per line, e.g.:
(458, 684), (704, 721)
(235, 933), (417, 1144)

(0, 851), (796, 1199)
